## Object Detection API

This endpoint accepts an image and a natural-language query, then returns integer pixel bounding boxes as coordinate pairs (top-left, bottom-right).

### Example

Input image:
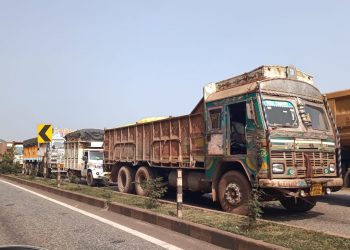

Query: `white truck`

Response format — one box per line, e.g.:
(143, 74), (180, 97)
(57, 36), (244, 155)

(41, 128), (73, 177)
(64, 129), (106, 186)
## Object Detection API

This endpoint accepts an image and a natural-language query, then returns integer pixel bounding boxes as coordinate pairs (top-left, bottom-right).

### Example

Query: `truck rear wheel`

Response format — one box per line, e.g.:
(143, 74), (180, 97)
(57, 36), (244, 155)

(218, 171), (251, 215)
(86, 171), (97, 187)
(117, 166), (135, 193)
(135, 167), (154, 196)
(344, 168), (350, 188)
(111, 166), (120, 183)
(280, 197), (316, 212)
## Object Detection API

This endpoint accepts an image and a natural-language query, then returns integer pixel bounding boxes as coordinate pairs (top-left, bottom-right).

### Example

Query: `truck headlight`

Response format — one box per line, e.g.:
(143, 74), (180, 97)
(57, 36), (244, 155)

(96, 172), (99, 175)
(329, 163), (335, 173)
(272, 163), (284, 174)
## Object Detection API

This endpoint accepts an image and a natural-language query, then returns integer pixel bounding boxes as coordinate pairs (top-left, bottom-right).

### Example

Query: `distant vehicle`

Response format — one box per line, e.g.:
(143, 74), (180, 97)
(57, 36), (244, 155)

(22, 128), (73, 176)
(326, 89), (350, 187)
(13, 143), (23, 165)
(0, 141), (23, 165)
(64, 129), (106, 186)
(103, 65), (343, 215)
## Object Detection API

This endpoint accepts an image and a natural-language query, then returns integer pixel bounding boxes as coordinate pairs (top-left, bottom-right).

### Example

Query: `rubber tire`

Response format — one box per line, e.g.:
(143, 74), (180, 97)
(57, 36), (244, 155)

(67, 170), (79, 183)
(28, 165), (33, 176)
(218, 171), (251, 215)
(117, 166), (135, 193)
(86, 171), (97, 187)
(43, 168), (51, 178)
(344, 168), (350, 188)
(111, 166), (120, 183)
(280, 197), (317, 212)
(135, 167), (154, 196)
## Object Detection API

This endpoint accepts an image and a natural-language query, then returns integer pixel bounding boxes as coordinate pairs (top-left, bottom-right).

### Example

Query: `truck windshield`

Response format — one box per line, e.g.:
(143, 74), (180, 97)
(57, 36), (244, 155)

(263, 100), (298, 127)
(305, 105), (329, 131)
(90, 151), (103, 160)
(53, 141), (64, 149)
(14, 146), (23, 155)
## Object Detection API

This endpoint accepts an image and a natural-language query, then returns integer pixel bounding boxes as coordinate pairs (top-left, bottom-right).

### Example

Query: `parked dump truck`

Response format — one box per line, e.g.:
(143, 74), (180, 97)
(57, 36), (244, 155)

(326, 89), (350, 187)
(23, 137), (43, 175)
(64, 129), (106, 186)
(23, 128), (72, 176)
(103, 65), (343, 215)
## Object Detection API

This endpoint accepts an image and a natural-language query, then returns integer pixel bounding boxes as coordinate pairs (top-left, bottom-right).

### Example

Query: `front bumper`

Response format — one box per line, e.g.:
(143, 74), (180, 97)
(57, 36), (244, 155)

(91, 169), (107, 179)
(259, 177), (343, 188)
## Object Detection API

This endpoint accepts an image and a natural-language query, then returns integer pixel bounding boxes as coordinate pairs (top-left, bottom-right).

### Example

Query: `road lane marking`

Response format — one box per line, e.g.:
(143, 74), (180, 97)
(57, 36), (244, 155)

(0, 180), (183, 250)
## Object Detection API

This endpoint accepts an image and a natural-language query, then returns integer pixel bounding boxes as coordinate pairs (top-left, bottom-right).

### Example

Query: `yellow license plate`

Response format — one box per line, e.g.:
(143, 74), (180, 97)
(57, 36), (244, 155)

(310, 184), (323, 196)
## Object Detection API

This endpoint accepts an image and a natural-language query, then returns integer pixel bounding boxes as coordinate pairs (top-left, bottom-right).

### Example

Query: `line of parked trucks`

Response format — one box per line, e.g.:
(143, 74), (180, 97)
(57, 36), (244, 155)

(6, 65), (350, 215)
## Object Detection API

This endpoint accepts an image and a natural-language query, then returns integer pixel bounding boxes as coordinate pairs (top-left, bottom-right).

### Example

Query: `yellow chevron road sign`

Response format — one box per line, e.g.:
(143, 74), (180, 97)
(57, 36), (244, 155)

(38, 124), (52, 143)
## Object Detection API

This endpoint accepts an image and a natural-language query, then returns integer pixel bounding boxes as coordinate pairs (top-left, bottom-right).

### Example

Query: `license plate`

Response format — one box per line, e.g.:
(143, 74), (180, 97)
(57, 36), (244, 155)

(310, 184), (323, 196)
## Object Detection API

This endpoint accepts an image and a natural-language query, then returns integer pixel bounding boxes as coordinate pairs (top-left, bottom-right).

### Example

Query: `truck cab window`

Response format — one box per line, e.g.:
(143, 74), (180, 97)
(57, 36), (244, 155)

(305, 105), (329, 131)
(229, 102), (247, 155)
(208, 108), (222, 130)
(263, 100), (298, 127)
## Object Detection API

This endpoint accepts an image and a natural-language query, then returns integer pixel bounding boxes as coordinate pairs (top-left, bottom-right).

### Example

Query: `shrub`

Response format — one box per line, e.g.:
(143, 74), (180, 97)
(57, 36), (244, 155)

(244, 188), (263, 229)
(0, 149), (21, 174)
(140, 177), (167, 209)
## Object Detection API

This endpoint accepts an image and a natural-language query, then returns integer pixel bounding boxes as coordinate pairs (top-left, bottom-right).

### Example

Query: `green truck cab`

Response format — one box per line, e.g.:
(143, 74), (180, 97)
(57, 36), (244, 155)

(204, 65), (343, 214)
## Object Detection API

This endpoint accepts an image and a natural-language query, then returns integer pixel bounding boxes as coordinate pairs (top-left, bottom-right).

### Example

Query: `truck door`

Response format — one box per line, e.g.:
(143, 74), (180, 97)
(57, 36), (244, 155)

(228, 102), (247, 155)
(81, 151), (88, 177)
(207, 106), (224, 155)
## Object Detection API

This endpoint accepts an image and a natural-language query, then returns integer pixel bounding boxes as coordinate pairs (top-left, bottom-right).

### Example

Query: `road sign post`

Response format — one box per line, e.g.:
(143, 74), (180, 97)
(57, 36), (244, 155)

(37, 124), (52, 144)
(177, 169), (183, 219)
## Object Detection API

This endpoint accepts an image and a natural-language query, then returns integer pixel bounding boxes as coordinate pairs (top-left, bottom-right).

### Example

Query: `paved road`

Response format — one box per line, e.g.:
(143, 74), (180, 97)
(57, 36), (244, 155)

(0, 180), (222, 250)
(262, 189), (350, 238)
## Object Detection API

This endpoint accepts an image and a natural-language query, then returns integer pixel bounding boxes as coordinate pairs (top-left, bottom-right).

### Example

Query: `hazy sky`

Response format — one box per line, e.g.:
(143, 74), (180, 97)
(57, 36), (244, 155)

(1, 1), (349, 141)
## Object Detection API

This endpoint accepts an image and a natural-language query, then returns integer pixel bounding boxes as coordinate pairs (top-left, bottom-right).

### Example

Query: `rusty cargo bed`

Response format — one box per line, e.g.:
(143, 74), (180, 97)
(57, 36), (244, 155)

(104, 111), (205, 168)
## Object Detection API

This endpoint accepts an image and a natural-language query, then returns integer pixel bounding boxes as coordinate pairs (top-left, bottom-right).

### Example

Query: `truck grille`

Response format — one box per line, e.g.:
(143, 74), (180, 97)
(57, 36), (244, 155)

(270, 151), (335, 177)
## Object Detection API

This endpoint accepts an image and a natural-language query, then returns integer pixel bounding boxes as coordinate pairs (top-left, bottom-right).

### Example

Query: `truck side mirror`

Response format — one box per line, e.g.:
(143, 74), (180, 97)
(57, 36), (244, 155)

(83, 156), (88, 162)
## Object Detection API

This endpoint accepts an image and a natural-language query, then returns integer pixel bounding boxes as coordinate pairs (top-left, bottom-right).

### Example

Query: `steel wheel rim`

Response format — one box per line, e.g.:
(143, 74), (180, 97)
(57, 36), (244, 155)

(224, 183), (242, 206)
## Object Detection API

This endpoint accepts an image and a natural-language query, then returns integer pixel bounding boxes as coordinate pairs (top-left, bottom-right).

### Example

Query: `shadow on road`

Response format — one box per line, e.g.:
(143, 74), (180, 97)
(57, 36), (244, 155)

(261, 202), (324, 222)
(317, 193), (350, 207)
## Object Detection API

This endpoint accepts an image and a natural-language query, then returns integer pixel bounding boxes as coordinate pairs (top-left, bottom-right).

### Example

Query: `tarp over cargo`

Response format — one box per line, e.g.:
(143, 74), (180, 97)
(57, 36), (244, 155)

(65, 129), (103, 142)
(23, 138), (37, 147)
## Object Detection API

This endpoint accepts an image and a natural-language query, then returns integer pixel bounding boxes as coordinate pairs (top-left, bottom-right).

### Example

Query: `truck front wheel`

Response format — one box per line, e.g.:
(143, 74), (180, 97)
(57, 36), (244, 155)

(135, 167), (154, 196)
(86, 171), (97, 187)
(117, 166), (135, 193)
(280, 197), (316, 212)
(218, 171), (251, 215)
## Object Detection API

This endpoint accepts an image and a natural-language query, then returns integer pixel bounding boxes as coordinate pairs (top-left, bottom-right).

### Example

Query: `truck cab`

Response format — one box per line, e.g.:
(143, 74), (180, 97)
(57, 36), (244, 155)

(204, 65), (343, 213)
(82, 148), (104, 181)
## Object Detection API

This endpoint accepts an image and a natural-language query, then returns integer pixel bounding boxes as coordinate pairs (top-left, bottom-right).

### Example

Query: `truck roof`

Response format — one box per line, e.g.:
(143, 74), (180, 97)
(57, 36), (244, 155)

(23, 137), (37, 147)
(204, 65), (314, 101)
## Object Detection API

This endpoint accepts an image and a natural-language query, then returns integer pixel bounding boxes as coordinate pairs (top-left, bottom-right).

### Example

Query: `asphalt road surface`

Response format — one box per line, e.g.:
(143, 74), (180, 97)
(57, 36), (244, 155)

(262, 189), (350, 238)
(0, 179), (223, 250)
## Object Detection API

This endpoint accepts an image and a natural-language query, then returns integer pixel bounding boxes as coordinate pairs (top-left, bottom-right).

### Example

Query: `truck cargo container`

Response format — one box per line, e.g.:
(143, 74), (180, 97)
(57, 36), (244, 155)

(23, 137), (43, 175)
(326, 89), (350, 187)
(64, 129), (106, 186)
(103, 65), (343, 215)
